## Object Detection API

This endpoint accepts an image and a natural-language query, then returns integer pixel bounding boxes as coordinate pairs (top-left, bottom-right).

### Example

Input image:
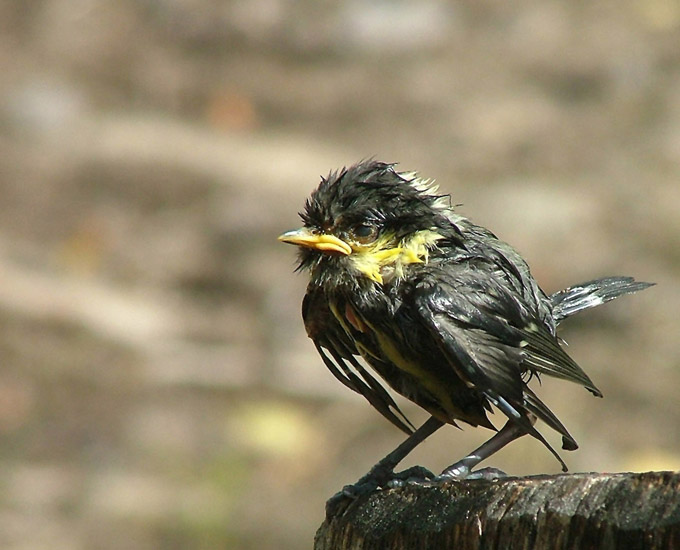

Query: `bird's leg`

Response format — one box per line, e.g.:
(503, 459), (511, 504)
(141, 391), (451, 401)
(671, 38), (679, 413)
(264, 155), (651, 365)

(439, 420), (528, 480)
(344, 416), (444, 488)
(326, 416), (444, 516)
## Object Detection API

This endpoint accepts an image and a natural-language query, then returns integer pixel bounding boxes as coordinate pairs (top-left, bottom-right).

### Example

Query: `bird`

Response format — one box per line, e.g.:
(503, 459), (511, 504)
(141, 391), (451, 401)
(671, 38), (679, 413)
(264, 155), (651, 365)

(278, 160), (652, 506)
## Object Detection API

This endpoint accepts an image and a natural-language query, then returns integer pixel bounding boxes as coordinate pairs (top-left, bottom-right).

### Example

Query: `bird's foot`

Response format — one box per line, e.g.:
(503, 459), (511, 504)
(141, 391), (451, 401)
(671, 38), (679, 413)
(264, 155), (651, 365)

(325, 464), (435, 517)
(404, 466), (509, 490)
(430, 453), (510, 482)
(439, 465), (508, 481)
(384, 465), (436, 488)
(397, 463), (509, 488)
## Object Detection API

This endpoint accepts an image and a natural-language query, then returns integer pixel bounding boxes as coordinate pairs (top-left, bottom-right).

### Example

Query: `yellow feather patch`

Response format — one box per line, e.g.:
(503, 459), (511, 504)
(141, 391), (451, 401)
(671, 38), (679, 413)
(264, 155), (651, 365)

(349, 230), (443, 284)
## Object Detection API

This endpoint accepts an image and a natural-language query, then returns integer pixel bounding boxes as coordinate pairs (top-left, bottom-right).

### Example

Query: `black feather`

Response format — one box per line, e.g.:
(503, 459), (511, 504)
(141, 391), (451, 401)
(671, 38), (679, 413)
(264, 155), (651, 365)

(550, 276), (654, 322)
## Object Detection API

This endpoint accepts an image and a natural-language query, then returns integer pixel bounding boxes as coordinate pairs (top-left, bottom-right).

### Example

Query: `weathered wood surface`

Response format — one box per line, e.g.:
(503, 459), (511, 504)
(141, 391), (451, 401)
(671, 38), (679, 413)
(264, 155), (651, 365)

(315, 471), (680, 550)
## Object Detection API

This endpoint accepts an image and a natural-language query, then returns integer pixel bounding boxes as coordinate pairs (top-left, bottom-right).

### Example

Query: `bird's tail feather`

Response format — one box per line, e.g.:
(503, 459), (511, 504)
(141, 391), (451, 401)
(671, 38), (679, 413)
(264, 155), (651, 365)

(550, 276), (654, 324)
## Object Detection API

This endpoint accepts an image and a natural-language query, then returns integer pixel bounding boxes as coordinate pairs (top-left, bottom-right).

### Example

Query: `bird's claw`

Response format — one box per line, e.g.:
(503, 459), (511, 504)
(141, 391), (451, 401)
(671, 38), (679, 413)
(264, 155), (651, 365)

(384, 465), (436, 488)
(439, 465), (508, 481)
(325, 482), (376, 517)
(325, 475), (381, 518)
(325, 465), (435, 517)
(396, 465), (509, 489)
(465, 466), (508, 480)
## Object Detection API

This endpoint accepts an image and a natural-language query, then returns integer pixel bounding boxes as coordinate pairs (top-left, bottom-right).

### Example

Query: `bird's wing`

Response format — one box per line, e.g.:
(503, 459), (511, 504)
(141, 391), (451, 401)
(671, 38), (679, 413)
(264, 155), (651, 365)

(302, 285), (415, 434)
(412, 267), (596, 452)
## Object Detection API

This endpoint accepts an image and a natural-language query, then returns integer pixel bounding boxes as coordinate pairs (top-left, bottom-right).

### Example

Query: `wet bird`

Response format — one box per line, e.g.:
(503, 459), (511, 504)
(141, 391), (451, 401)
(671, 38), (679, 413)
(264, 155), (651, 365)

(279, 160), (652, 506)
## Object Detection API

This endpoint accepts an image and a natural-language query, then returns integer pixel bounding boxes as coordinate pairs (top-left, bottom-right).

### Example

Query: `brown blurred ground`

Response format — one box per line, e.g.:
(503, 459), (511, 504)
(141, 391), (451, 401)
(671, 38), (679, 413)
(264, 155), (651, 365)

(0, 1), (679, 548)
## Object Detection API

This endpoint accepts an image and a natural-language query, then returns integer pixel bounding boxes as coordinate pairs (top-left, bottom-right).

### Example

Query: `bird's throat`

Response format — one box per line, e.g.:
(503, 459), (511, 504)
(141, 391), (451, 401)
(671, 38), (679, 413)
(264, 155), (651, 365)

(350, 230), (443, 284)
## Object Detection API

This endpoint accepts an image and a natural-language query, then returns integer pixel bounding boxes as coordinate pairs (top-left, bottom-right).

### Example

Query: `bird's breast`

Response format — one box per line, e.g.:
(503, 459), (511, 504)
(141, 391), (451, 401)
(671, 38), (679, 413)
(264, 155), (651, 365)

(327, 293), (481, 424)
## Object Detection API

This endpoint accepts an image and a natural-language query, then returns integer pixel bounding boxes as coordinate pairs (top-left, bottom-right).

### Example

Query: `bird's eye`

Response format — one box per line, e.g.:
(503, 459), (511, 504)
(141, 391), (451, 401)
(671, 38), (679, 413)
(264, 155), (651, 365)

(351, 223), (378, 244)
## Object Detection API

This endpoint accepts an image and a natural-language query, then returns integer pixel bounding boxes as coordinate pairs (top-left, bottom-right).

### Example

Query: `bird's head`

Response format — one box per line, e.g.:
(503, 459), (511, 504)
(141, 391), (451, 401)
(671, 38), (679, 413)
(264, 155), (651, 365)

(279, 161), (461, 287)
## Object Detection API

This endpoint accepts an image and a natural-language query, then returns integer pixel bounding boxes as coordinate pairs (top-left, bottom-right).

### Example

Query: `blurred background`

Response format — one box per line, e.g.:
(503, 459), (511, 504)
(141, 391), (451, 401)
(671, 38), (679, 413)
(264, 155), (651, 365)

(0, 0), (679, 548)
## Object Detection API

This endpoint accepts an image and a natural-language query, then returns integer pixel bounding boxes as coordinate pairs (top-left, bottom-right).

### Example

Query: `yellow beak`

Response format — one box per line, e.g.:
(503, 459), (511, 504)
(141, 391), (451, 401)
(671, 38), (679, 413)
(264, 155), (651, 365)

(278, 228), (352, 256)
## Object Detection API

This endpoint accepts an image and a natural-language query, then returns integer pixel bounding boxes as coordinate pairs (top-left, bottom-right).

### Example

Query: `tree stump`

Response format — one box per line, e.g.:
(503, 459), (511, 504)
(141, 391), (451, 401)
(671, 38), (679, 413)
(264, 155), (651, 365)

(315, 471), (680, 550)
